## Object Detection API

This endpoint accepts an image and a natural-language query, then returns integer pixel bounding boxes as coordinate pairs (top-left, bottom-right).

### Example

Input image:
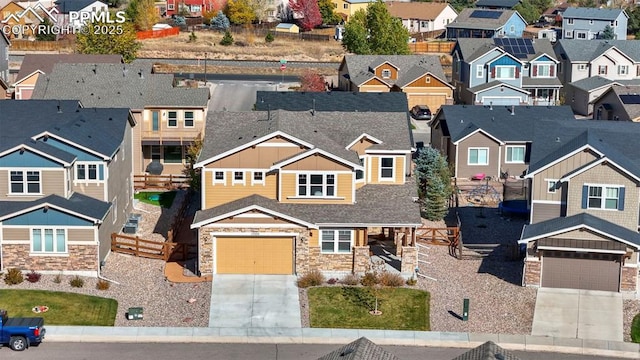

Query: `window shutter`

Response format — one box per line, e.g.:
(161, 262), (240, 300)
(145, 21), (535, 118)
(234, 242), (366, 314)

(533, 65), (537, 76)
(618, 187), (625, 210)
(491, 67), (495, 78)
(550, 66), (555, 77)
(515, 67), (520, 78)
(581, 185), (588, 209)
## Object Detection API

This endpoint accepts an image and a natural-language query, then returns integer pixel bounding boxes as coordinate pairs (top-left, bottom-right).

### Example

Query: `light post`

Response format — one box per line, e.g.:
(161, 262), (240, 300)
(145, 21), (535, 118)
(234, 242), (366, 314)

(204, 52), (207, 84)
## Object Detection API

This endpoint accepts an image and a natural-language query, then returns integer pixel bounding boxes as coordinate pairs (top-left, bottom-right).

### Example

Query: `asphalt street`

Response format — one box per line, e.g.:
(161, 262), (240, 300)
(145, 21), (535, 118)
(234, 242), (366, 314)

(1, 342), (622, 360)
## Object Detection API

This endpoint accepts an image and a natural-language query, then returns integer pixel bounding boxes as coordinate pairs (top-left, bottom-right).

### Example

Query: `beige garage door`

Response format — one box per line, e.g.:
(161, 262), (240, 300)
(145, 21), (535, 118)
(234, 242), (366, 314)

(542, 253), (620, 292)
(408, 94), (446, 113)
(216, 236), (294, 274)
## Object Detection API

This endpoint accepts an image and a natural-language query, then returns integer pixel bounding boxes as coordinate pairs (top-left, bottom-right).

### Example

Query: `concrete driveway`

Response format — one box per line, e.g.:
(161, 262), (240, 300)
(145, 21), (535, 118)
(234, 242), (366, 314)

(208, 275), (301, 328)
(531, 288), (622, 342)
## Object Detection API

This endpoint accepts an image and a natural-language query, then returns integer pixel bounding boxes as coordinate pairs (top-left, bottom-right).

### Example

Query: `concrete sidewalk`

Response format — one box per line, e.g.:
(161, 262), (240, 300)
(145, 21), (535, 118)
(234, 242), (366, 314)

(43, 326), (640, 359)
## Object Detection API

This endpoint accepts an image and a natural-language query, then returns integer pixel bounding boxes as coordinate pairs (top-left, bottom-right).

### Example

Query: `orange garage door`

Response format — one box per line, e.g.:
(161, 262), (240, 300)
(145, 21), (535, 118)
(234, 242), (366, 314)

(216, 236), (294, 274)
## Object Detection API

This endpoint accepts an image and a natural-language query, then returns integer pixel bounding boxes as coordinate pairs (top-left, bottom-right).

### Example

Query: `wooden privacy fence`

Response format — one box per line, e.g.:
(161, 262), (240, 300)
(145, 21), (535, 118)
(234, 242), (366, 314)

(9, 39), (73, 51)
(136, 27), (180, 39)
(111, 233), (196, 261)
(410, 41), (455, 54)
(134, 174), (189, 190)
(167, 190), (192, 243)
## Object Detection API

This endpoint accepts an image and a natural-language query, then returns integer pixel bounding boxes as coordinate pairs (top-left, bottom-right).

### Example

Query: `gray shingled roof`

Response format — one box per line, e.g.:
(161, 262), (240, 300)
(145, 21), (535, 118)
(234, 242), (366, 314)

(521, 213), (640, 247)
(476, 0), (520, 8)
(521, 77), (562, 87)
(468, 80), (529, 94)
(342, 55), (448, 89)
(527, 119), (640, 176)
(451, 341), (522, 360)
(316, 337), (401, 360)
(455, 38), (556, 62)
(436, 105), (575, 143)
(0, 193), (111, 222)
(446, 9), (516, 30)
(254, 91), (409, 113)
(568, 76), (618, 92)
(16, 54), (122, 82)
(562, 7), (625, 21)
(611, 85), (640, 120)
(198, 110), (413, 166)
(554, 40), (640, 63)
(55, 0), (105, 13)
(0, 100), (132, 160)
(32, 62), (209, 110)
(194, 183), (421, 227)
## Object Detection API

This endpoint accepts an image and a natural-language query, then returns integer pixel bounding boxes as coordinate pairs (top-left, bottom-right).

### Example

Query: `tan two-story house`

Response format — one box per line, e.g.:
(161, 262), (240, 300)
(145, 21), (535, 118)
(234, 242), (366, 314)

(191, 110), (421, 277)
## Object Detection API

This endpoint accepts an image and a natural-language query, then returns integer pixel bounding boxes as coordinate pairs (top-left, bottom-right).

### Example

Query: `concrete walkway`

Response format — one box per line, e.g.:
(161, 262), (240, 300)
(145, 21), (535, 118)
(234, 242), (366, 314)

(532, 288), (623, 342)
(208, 275), (301, 328)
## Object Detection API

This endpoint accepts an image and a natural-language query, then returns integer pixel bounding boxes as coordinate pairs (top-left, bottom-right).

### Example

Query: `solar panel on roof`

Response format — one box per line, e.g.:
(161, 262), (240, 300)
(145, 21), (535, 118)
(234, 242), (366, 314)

(470, 10), (502, 19)
(494, 38), (535, 58)
(620, 95), (640, 105)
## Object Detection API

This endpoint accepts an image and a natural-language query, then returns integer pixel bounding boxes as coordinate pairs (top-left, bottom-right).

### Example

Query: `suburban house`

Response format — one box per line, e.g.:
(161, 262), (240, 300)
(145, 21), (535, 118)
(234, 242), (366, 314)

(554, 39), (640, 115)
(475, 0), (520, 10)
(429, 105), (575, 179)
(384, 2), (458, 34)
(540, 1), (571, 24)
(0, 100), (135, 275)
(190, 109), (421, 277)
(31, 61), (210, 177)
(55, 0), (108, 29)
(12, 54), (122, 100)
(451, 38), (562, 106)
(0, 1), (39, 39)
(592, 85), (640, 121)
(337, 55), (454, 112)
(445, 8), (526, 39)
(254, 91), (410, 113)
(165, 0), (215, 16)
(0, 32), (8, 84)
(331, 0), (374, 22)
(561, 7), (627, 41)
(520, 120), (640, 293)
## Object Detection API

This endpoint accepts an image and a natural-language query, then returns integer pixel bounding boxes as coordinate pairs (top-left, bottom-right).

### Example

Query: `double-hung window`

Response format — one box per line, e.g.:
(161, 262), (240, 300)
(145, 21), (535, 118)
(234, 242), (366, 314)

(321, 229), (352, 253)
(233, 171), (245, 185)
(213, 171), (225, 184)
(380, 157), (394, 180)
(476, 65), (483, 78)
(547, 180), (557, 193)
(584, 185), (624, 210)
(252, 171), (264, 185)
(505, 145), (525, 163)
(168, 111), (178, 127)
(598, 65), (607, 75)
(184, 111), (194, 127)
(468, 148), (488, 165)
(495, 66), (515, 79)
(381, 69), (391, 79)
(536, 64), (551, 77)
(618, 65), (628, 75)
(356, 157), (365, 181)
(297, 173), (335, 197)
(32, 228), (66, 254)
(76, 163), (99, 181)
(10, 170), (40, 194)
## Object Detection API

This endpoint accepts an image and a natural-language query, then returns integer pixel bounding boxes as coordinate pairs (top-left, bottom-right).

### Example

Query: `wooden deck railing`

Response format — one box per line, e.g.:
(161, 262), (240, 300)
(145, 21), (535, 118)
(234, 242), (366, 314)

(416, 227), (460, 246)
(111, 233), (197, 261)
(134, 174), (189, 190)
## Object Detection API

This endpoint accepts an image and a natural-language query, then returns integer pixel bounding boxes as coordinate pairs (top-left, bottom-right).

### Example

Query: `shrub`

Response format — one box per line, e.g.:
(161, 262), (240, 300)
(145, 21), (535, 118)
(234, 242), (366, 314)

(96, 279), (111, 290)
(4, 268), (24, 285)
(378, 272), (405, 287)
(632, 313), (640, 343)
(340, 273), (360, 285)
(406, 276), (417, 286)
(69, 275), (84, 288)
(26, 270), (42, 283)
(360, 272), (379, 287)
(297, 269), (325, 288)
(188, 31), (197, 43)
(265, 31), (274, 43)
(53, 272), (62, 284)
(220, 30), (234, 46)
(326, 278), (338, 285)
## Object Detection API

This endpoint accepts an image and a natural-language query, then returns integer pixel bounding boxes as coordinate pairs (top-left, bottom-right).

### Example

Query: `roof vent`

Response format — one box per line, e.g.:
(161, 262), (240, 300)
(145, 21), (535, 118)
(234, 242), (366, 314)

(555, 137), (560, 142)
(138, 70), (144, 79)
(57, 101), (62, 113)
(92, 64), (97, 74)
(510, 105), (515, 115)
(489, 101), (493, 110)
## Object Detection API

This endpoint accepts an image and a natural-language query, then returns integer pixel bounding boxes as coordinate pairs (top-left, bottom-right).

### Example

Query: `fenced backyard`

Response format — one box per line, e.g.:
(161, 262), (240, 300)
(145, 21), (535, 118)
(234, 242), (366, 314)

(133, 174), (189, 190)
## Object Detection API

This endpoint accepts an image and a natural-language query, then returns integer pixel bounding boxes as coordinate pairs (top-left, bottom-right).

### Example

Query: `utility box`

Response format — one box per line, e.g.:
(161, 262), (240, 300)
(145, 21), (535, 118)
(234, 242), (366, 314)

(127, 307), (143, 320)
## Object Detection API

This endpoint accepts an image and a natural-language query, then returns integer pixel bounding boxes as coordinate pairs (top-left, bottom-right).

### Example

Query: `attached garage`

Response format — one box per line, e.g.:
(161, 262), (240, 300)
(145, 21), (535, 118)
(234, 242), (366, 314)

(214, 236), (294, 275)
(408, 94), (446, 113)
(541, 251), (621, 292)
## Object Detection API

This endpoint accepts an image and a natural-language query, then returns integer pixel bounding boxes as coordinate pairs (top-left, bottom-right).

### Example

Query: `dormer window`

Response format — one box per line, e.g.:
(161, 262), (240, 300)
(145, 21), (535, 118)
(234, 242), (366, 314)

(381, 69), (391, 79)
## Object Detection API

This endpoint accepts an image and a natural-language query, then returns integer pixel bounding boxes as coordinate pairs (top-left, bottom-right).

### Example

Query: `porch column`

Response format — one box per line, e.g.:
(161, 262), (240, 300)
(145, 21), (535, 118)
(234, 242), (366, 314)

(534, 89), (538, 105)
(362, 228), (368, 247)
(400, 246), (418, 275)
(395, 227), (403, 255)
(353, 246), (370, 274)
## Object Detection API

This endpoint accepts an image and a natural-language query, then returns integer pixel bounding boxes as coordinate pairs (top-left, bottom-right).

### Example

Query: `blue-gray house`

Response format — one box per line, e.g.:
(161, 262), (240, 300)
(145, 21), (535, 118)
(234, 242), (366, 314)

(451, 38), (562, 106)
(562, 7), (628, 40)
(445, 8), (526, 39)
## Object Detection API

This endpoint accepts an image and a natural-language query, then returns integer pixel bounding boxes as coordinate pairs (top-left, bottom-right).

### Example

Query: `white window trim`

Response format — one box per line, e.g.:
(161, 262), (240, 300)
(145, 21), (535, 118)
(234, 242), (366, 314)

(585, 183), (623, 211)
(167, 111), (178, 128)
(213, 171), (225, 184)
(535, 64), (552, 78)
(168, 3), (174, 9)
(252, 171), (265, 186)
(30, 227), (68, 255)
(577, 64), (587, 71)
(476, 64), (483, 78)
(598, 65), (607, 75)
(495, 65), (516, 80)
(509, 25), (515, 33)
(379, 157), (395, 182)
(618, 65), (628, 75)
(381, 69), (391, 79)
(320, 229), (353, 254)
(184, 111), (195, 127)
(467, 147), (489, 166)
(75, 161), (103, 183)
(545, 179), (557, 193)
(505, 145), (525, 164)
(567, 18), (574, 25)
(232, 171), (245, 186)
(295, 172), (338, 198)
(355, 156), (366, 183)
(9, 169), (42, 196)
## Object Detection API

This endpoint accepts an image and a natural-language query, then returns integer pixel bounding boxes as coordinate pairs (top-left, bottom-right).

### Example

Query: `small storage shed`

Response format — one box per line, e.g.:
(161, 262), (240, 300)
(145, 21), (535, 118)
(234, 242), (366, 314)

(275, 23), (300, 33)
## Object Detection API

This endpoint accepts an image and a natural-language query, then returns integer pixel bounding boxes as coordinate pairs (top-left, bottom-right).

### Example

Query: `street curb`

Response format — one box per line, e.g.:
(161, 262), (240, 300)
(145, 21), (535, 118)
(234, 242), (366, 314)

(44, 326), (640, 359)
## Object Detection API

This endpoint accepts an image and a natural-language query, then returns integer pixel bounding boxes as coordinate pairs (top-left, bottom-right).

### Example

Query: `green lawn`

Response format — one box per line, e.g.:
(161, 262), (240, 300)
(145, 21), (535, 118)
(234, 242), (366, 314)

(0, 290), (118, 326)
(134, 191), (176, 208)
(308, 287), (430, 330)
(632, 313), (640, 343)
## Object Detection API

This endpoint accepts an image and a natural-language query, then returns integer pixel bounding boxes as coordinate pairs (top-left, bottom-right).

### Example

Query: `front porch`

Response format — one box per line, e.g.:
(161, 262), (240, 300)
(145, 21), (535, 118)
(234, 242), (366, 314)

(357, 227), (418, 277)
(525, 87), (561, 106)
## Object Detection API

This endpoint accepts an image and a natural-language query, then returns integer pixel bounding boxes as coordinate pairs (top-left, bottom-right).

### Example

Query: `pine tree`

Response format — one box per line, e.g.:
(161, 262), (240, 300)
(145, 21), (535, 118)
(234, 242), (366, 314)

(414, 147), (452, 221)
(210, 10), (230, 30)
(601, 24), (615, 40)
(220, 30), (234, 45)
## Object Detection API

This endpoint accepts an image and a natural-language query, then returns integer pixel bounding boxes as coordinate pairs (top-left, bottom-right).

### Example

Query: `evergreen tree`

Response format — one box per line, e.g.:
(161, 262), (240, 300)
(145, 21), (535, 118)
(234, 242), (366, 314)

(210, 10), (231, 30)
(414, 147), (452, 221)
(601, 24), (615, 40)
(220, 29), (234, 45)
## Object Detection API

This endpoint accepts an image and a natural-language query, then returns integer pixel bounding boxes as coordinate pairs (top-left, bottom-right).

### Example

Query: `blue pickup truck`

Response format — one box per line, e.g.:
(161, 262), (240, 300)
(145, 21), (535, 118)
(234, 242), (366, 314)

(0, 309), (45, 351)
